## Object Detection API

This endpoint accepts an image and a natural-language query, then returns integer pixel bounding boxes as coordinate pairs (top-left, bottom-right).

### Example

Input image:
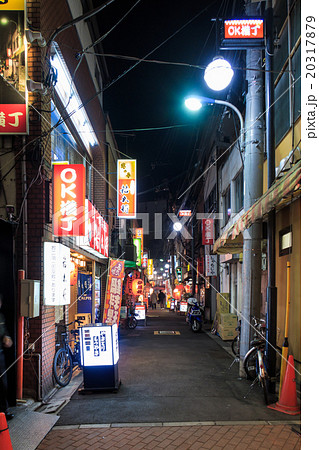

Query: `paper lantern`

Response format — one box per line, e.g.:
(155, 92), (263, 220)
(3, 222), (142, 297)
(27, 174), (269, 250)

(132, 279), (144, 296)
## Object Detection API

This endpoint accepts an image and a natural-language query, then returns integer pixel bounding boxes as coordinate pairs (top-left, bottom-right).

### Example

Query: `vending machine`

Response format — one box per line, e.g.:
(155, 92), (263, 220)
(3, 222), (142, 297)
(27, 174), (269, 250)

(79, 323), (120, 391)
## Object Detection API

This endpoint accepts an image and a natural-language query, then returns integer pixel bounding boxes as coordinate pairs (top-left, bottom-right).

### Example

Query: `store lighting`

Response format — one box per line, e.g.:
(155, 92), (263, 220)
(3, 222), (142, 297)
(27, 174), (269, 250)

(51, 44), (98, 150)
(204, 57), (234, 91)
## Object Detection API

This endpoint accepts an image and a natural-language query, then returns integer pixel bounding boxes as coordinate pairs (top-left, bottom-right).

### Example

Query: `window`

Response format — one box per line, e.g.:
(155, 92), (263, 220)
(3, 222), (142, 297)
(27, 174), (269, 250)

(223, 187), (231, 226)
(279, 226), (292, 256)
(234, 170), (243, 213)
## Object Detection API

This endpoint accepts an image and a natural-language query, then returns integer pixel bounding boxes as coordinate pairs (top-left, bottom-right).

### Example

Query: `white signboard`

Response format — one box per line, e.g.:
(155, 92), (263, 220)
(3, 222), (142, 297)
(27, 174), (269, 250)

(205, 254), (217, 277)
(80, 324), (119, 367)
(44, 242), (70, 305)
(180, 301), (188, 313)
(135, 304), (146, 320)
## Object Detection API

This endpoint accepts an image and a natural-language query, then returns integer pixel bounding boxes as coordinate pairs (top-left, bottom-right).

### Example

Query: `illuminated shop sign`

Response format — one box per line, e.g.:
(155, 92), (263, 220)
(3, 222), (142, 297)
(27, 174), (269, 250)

(76, 199), (109, 258)
(0, 0), (28, 134)
(117, 159), (136, 218)
(221, 18), (265, 49)
(80, 323), (119, 367)
(179, 210), (192, 217)
(142, 252), (148, 269)
(103, 259), (125, 325)
(133, 238), (141, 266)
(53, 164), (86, 236)
(202, 218), (214, 245)
(44, 242), (70, 305)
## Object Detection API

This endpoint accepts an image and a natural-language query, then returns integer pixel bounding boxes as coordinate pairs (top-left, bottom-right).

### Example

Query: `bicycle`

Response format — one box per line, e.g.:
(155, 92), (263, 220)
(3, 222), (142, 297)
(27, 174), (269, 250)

(53, 319), (83, 387)
(243, 317), (269, 405)
(231, 320), (241, 357)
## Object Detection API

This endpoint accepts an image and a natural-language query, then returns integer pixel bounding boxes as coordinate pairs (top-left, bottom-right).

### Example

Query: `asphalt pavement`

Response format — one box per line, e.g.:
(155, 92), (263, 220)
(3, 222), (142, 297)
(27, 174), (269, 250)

(8, 308), (301, 449)
(54, 309), (296, 425)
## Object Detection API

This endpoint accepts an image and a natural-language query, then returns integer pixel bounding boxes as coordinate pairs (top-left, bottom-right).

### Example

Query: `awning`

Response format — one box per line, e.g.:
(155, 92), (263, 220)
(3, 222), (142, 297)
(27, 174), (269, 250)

(213, 160), (301, 254)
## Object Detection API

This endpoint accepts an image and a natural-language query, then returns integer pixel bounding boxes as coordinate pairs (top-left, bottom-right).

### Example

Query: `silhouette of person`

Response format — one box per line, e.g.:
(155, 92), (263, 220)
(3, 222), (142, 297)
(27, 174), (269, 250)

(0, 294), (13, 420)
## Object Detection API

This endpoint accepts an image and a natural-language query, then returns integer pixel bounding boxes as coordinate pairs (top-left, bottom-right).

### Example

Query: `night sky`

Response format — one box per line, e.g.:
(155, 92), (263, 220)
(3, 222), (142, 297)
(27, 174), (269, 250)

(93, 0), (245, 202)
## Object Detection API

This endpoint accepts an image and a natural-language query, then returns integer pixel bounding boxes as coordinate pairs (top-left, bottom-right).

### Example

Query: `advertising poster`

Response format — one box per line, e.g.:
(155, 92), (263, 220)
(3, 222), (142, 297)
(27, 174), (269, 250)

(77, 273), (92, 313)
(103, 259), (125, 325)
(0, 0), (28, 135)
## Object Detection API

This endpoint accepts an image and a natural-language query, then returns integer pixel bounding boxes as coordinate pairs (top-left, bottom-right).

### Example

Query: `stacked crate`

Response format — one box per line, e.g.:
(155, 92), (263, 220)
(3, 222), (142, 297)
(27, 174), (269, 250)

(215, 293), (237, 340)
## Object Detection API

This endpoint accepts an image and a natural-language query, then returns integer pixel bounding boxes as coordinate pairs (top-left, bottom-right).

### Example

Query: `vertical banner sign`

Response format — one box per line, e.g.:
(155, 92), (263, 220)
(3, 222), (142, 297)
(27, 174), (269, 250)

(147, 258), (153, 277)
(117, 159), (136, 218)
(134, 228), (143, 254)
(77, 273), (92, 313)
(133, 238), (141, 266)
(142, 252), (148, 268)
(0, 0), (28, 135)
(202, 218), (214, 245)
(44, 242), (70, 305)
(103, 259), (125, 325)
(53, 164), (86, 236)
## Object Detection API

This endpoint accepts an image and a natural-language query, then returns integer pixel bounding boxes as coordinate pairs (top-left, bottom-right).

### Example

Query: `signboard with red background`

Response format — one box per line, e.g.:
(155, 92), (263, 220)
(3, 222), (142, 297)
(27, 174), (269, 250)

(202, 218), (214, 245)
(103, 259), (125, 325)
(53, 164), (86, 236)
(117, 159), (136, 218)
(0, 0), (28, 135)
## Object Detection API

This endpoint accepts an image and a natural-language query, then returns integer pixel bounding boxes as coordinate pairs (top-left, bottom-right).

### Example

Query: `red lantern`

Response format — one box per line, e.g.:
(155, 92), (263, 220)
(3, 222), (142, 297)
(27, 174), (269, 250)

(173, 288), (181, 300)
(132, 279), (144, 296)
(185, 285), (191, 294)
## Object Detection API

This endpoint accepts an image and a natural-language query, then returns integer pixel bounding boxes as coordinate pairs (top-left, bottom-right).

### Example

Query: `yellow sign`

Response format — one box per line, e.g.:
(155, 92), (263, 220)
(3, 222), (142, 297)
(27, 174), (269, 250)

(147, 259), (153, 277)
(0, 0), (25, 10)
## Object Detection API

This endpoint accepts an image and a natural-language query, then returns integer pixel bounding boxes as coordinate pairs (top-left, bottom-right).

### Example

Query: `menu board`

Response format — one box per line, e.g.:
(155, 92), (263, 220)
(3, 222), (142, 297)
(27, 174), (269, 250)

(80, 324), (119, 367)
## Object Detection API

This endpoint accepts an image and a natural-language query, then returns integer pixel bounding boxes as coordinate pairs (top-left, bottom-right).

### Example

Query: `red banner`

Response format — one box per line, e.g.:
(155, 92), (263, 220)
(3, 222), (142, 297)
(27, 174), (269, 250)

(53, 164), (86, 236)
(103, 259), (125, 325)
(202, 218), (214, 245)
(117, 159), (136, 218)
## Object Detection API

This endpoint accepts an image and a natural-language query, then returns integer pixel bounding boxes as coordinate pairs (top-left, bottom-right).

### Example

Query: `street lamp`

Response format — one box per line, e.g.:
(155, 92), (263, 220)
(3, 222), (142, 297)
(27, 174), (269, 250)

(185, 95), (244, 153)
(204, 57), (234, 91)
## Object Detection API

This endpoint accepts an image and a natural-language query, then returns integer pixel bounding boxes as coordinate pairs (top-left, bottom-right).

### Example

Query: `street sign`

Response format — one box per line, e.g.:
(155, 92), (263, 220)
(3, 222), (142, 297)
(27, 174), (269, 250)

(220, 17), (265, 49)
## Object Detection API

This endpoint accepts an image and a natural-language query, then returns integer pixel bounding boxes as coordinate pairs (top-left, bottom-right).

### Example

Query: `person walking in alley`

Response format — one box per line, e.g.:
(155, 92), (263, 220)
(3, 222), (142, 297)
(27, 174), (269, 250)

(0, 294), (13, 421)
(158, 290), (166, 309)
(150, 290), (157, 309)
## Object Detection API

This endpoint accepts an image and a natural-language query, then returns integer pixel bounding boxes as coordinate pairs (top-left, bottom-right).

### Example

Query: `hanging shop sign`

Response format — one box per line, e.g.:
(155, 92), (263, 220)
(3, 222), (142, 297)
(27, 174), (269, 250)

(133, 238), (142, 266)
(202, 218), (214, 245)
(117, 159), (136, 218)
(132, 278), (144, 296)
(176, 266), (182, 282)
(220, 18), (265, 49)
(44, 242), (70, 305)
(77, 273), (92, 314)
(53, 164), (86, 236)
(76, 199), (109, 258)
(103, 259), (125, 325)
(205, 254), (218, 277)
(0, 0), (28, 135)
(147, 258), (153, 277)
(142, 252), (148, 269)
(134, 228), (143, 253)
(179, 210), (192, 217)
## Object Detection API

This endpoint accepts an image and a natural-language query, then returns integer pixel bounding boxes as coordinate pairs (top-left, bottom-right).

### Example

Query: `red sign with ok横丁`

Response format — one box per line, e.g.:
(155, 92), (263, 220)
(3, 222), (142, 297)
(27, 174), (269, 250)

(53, 164), (86, 236)
(224, 19), (264, 39)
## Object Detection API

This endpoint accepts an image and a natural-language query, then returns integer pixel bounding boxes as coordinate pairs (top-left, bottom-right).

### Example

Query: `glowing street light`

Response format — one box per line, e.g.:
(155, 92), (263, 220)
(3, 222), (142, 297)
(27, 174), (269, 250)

(173, 222), (183, 232)
(185, 95), (244, 152)
(204, 57), (234, 91)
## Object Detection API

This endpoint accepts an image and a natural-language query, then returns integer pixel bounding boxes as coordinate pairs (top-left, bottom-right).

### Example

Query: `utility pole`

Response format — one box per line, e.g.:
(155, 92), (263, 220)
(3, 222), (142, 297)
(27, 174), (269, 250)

(240, 0), (264, 376)
(264, 0), (277, 394)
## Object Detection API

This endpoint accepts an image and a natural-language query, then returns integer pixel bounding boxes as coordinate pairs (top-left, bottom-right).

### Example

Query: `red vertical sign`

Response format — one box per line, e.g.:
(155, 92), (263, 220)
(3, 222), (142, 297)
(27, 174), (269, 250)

(103, 259), (125, 325)
(202, 219), (214, 245)
(53, 164), (86, 236)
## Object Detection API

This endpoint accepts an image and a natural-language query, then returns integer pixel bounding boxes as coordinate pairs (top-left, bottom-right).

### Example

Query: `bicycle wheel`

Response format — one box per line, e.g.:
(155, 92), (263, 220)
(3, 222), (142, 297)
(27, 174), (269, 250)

(243, 346), (258, 380)
(128, 317), (137, 329)
(260, 376), (269, 405)
(231, 336), (240, 356)
(53, 348), (72, 387)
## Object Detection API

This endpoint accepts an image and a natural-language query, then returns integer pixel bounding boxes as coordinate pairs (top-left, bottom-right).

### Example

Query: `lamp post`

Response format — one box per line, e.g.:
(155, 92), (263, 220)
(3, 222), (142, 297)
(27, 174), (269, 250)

(185, 95), (245, 154)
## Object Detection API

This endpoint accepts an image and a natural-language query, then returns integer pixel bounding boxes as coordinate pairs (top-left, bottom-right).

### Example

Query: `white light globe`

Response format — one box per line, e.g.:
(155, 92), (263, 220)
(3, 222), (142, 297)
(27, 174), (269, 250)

(185, 97), (202, 111)
(173, 222), (183, 232)
(204, 57), (234, 91)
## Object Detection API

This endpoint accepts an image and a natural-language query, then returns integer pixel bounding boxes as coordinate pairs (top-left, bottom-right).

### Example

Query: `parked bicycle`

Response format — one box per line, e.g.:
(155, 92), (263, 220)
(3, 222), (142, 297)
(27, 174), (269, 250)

(53, 318), (83, 387)
(243, 317), (269, 404)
